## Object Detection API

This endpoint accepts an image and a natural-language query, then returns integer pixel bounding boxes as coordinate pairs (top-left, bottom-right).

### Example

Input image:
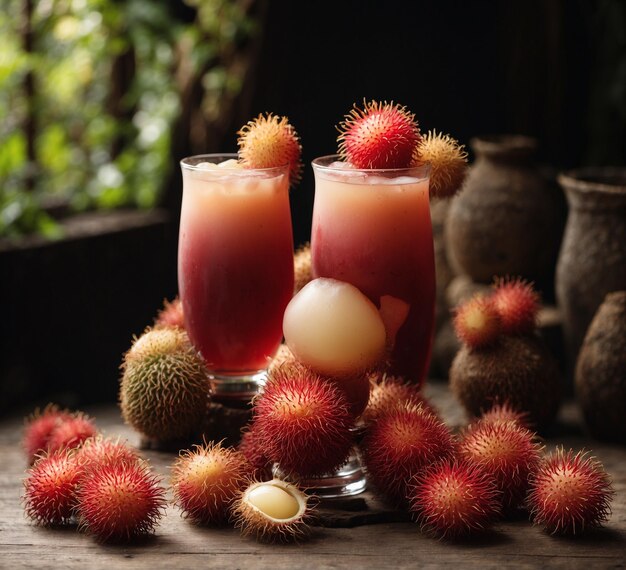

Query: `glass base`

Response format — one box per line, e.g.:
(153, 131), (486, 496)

(273, 449), (367, 499)
(208, 370), (267, 403)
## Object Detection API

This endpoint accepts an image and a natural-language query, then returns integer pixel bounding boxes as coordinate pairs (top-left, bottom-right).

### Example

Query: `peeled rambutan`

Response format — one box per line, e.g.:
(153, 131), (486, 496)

(76, 436), (139, 472)
(492, 277), (540, 335)
(237, 112), (302, 186)
(453, 295), (501, 349)
(154, 297), (185, 330)
(527, 448), (614, 535)
(23, 449), (83, 525)
(293, 242), (312, 294)
(410, 459), (501, 539)
(77, 460), (166, 541)
(171, 441), (250, 525)
(479, 401), (531, 429)
(412, 130), (468, 199)
(253, 363), (355, 477)
(458, 421), (543, 511)
(337, 100), (421, 169)
(239, 423), (273, 480)
(362, 403), (456, 504)
(23, 405), (72, 464)
(47, 412), (98, 454)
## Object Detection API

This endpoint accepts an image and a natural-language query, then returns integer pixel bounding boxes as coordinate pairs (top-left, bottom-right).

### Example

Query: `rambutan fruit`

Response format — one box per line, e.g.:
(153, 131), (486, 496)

(253, 363), (354, 477)
(120, 327), (210, 441)
(232, 479), (313, 543)
(23, 405), (72, 464)
(361, 375), (435, 425)
(453, 295), (501, 349)
(237, 112), (302, 187)
(479, 401), (531, 429)
(239, 423), (273, 480)
(492, 277), (540, 335)
(268, 343), (296, 373)
(171, 441), (250, 525)
(527, 448), (614, 535)
(76, 460), (166, 541)
(337, 100), (421, 169)
(293, 242), (312, 294)
(46, 412), (98, 454)
(412, 130), (468, 199)
(23, 449), (83, 525)
(154, 297), (185, 330)
(409, 459), (501, 539)
(458, 421), (543, 511)
(362, 404), (456, 504)
(76, 436), (140, 471)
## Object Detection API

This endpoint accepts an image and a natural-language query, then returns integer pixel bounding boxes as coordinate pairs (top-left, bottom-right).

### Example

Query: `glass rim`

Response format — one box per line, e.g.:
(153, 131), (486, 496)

(180, 153), (290, 175)
(311, 154), (431, 176)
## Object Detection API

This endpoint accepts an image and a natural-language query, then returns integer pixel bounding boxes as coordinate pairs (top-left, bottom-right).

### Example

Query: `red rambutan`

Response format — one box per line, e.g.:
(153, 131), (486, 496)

(76, 436), (139, 472)
(77, 460), (166, 541)
(453, 295), (501, 349)
(362, 404), (456, 504)
(46, 413), (98, 454)
(154, 297), (185, 330)
(458, 421), (543, 511)
(239, 423), (273, 480)
(171, 441), (250, 524)
(337, 100), (421, 169)
(479, 401), (531, 430)
(23, 405), (72, 464)
(409, 459), (501, 539)
(23, 449), (83, 525)
(253, 363), (355, 477)
(491, 277), (539, 335)
(527, 448), (614, 535)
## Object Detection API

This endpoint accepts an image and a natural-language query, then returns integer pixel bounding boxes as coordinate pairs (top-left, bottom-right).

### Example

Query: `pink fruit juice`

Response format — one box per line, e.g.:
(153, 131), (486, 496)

(311, 156), (435, 385)
(178, 155), (294, 375)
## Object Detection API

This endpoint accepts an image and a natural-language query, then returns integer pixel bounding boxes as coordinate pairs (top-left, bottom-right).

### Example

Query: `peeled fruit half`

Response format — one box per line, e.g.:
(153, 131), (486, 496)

(283, 278), (387, 377)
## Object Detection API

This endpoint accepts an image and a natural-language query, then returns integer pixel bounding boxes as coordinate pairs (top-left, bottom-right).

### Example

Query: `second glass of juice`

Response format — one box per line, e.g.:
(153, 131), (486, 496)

(311, 156), (434, 386)
(178, 154), (294, 400)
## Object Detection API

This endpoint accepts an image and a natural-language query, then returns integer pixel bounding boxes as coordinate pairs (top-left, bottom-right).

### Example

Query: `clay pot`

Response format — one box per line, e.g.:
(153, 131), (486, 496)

(555, 168), (626, 371)
(575, 291), (626, 444)
(445, 135), (565, 294)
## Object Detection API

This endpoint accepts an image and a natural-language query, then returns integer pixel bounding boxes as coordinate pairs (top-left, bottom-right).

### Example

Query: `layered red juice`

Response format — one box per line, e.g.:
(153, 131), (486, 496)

(178, 157), (294, 374)
(311, 158), (435, 385)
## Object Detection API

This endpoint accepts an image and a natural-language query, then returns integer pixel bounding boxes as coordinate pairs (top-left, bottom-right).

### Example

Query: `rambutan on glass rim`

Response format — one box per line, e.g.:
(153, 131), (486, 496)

(180, 153), (290, 176)
(311, 154), (431, 179)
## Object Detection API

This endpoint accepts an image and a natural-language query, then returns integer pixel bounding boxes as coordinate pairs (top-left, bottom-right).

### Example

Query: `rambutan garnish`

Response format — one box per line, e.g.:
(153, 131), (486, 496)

(362, 403), (456, 504)
(527, 448), (614, 535)
(171, 441), (250, 525)
(154, 297), (185, 330)
(23, 449), (84, 525)
(337, 100), (421, 169)
(237, 112), (302, 186)
(410, 459), (501, 539)
(412, 130), (468, 199)
(46, 412), (98, 454)
(479, 401), (531, 429)
(458, 421), (543, 511)
(253, 363), (354, 477)
(492, 277), (540, 335)
(453, 295), (501, 349)
(23, 405), (72, 464)
(77, 460), (166, 541)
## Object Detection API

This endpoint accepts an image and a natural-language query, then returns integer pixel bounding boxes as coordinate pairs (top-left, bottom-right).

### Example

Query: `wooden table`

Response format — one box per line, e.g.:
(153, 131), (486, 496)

(1, 382), (624, 569)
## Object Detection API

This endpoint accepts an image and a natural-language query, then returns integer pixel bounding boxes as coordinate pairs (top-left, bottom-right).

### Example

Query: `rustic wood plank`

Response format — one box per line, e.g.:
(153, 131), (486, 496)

(1, 382), (624, 569)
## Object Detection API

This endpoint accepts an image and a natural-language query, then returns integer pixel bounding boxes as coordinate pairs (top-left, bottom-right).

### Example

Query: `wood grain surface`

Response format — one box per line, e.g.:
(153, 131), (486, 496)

(1, 382), (624, 569)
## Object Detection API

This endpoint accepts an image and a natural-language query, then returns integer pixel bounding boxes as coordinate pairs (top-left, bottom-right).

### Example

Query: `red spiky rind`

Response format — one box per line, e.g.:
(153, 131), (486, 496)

(362, 403), (456, 505)
(76, 436), (140, 474)
(77, 460), (166, 541)
(46, 413), (98, 455)
(239, 423), (273, 480)
(154, 297), (185, 330)
(253, 363), (355, 477)
(478, 401), (532, 430)
(237, 112), (303, 187)
(22, 448), (84, 525)
(409, 459), (501, 539)
(337, 100), (421, 169)
(171, 441), (251, 525)
(458, 421), (543, 511)
(453, 295), (502, 349)
(361, 374), (437, 425)
(527, 448), (614, 535)
(491, 277), (540, 335)
(23, 404), (73, 464)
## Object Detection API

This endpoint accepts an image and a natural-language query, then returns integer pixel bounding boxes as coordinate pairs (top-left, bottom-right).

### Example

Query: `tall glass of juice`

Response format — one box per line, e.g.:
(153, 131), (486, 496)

(178, 154), (294, 400)
(311, 156), (434, 386)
